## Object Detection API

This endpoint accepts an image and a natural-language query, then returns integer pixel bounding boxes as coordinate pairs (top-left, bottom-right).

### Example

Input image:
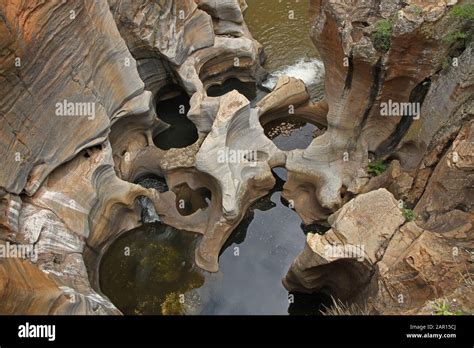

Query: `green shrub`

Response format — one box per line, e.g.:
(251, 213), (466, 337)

(432, 299), (463, 316)
(372, 19), (393, 52)
(367, 159), (387, 176)
(402, 207), (416, 221)
(443, 30), (468, 44)
(451, 4), (474, 21)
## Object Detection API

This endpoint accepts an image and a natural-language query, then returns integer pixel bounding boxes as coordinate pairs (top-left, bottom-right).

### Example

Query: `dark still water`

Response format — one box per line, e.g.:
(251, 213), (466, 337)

(100, 171), (328, 315)
(153, 93), (198, 150)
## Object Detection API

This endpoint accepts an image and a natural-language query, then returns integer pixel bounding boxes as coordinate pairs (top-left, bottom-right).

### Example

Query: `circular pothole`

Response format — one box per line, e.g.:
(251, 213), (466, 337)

(173, 183), (212, 216)
(99, 169), (328, 315)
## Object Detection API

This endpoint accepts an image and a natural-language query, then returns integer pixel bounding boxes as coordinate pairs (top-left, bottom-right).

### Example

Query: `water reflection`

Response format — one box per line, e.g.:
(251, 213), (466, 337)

(100, 224), (203, 315)
(153, 92), (198, 150)
(100, 171), (327, 315)
(263, 116), (321, 151)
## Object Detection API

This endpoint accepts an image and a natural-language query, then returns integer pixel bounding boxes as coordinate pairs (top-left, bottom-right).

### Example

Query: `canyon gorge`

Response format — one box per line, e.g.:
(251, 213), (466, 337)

(0, 0), (472, 315)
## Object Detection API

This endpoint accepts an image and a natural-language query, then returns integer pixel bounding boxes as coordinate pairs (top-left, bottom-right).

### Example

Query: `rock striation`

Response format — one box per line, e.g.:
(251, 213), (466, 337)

(0, 0), (472, 315)
(283, 0), (473, 314)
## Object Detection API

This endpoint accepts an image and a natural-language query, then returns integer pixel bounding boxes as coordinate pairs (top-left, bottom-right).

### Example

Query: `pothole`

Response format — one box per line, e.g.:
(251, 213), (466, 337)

(173, 183), (212, 216)
(153, 85), (198, 150)
(262, 116), (325, 151)
(99, 169), (328, 315)
(206, 78), (257, 101)
(99, 223), (203, 315)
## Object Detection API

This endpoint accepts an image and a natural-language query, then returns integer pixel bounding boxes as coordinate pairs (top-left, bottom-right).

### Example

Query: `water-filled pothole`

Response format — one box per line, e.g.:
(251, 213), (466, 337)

(263, 116), (324, 151)
(99, 223), (203, 315)
(99, 171), (329, 315)
(153, 85), (198, 150)
(173, 183), (212, 216)
(207, 78), (257, 101)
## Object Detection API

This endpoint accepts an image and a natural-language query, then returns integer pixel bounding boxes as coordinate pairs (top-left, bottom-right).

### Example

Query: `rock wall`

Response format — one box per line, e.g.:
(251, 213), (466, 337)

(283, 0), (473, 314)
(0, 0), (270, 314)
(283, 0), (471, 224)
(0, 0), (472, 315)
(0, 0), (156, 314)
(0, 0), (313, 314)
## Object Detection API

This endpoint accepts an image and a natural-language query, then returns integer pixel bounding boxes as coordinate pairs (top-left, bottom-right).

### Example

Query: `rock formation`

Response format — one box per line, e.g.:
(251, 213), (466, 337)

(0, 0), (317, 314)
(0, 0), (472, 315)
(283, 0), (473, 314)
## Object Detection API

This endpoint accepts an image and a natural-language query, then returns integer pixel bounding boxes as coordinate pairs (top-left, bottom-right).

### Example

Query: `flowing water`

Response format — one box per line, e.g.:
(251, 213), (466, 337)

(100, 0), (330, 315)
(245, 0), (325, 100)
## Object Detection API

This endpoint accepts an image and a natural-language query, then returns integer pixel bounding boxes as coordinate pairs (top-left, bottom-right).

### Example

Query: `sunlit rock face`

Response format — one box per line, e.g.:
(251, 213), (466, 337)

(284, 187), (473, 314)
(0, 0), (149, 196)
(0, 0), (153, 314)
(0, 0), (288, 314)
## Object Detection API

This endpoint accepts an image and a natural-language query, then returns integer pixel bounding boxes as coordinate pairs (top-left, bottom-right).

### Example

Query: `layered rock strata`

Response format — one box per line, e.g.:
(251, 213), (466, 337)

(0, 0), (472, 315)
(283, 0), (473, 314)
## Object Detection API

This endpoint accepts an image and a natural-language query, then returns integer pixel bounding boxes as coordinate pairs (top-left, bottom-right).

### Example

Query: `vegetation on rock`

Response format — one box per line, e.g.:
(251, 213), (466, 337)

(451, 4), (474, 21)
(431, 299), (463, 316)
(401, 202), (416, 222)
(372, 19), (393, 52)
(367, 159), (387, 176)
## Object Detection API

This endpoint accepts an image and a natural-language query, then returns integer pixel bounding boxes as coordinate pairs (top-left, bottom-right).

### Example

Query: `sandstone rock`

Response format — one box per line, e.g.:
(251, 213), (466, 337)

(109, 0), (266, 135)
(284, 188), (473, 314)
(284, 189), (405, 302)
(395, 42), (473, 172)
(1, 0), (472, 316)
(415, 120), (474, 223)
(282, 0), (467, 226)
(362, 160), (414, 201)
(197, 0), (244, 23)
(193, 90), (278, 271)
(372, 221), (472, 314)
(0, 250), (118, 315)
(0, 0), (150, 196)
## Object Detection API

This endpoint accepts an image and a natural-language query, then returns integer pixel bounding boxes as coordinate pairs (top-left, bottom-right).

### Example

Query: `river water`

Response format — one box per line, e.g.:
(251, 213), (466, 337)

(245, 0), (325, 100)
(99, 0), (329, 315)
